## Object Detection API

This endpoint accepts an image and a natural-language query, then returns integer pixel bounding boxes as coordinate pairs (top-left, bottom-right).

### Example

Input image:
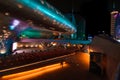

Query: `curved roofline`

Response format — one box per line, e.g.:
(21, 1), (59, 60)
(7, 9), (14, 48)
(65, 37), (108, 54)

(16, 0), (76, 34)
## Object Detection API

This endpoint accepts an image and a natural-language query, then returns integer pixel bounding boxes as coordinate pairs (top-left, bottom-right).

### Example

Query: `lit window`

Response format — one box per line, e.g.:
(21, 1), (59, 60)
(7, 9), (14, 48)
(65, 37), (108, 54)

(17, 4), (23, 8)
(20, 44), (23, 47)
(30, 45), (34, 47)
(39, 45), (42, 48)
(0, 48), (6, 54)
(25, 45), (29, 47)
(5, 12), (9, 16)
(35, 45), (38, 47)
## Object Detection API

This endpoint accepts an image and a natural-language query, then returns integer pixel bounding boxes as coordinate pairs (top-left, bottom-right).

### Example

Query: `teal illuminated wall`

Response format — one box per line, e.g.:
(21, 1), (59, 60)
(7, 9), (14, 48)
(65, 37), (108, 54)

(17, 0), (76, 32)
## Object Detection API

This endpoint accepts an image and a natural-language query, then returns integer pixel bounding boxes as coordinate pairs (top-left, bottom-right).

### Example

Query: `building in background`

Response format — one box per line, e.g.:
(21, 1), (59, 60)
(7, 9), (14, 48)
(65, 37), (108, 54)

(65, 13), (77, 39)
(110, 11), (120, 42)
(110, 0), (120, 41)
(76, 16), (86, 40)
(65, 13), (86, 40)
(110, 11), (118, 38)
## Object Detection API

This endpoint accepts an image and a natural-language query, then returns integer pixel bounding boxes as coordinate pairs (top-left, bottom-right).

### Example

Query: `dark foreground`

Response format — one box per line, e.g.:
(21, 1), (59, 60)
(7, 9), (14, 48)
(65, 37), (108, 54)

(31, 52), (108, 80)
(0, 52), (108, 80)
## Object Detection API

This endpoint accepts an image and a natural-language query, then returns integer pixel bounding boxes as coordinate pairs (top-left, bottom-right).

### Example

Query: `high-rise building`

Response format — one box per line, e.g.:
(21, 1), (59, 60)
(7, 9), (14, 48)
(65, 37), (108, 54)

(65, 13), (77, 39)
(110, 11), (118, 38)
(110, 11), (120, 40)
(65, 13), (86, 40)
(76, 17), (86, 40)
(110, 0), (120, 40)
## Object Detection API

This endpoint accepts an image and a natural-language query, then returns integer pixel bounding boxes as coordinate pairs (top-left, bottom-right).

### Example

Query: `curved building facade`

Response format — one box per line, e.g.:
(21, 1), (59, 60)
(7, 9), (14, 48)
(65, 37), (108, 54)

(0, 0), (76, 38)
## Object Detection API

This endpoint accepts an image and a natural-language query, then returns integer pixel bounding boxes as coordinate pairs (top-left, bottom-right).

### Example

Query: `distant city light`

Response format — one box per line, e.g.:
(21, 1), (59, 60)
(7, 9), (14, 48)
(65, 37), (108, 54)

(13, 20), (20, 26)
(5, 12), (9, 16)
(117, 39), (120, 42)
(114, 14), (118, 18)
(0, 48), (6, 54)
(12, 42), (18, 51)
(9, 25), (15, 30)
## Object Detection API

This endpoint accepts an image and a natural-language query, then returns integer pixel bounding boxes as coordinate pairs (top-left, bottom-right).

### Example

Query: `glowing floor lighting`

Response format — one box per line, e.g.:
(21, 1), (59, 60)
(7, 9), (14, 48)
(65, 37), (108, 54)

(1, 62), (68, 80)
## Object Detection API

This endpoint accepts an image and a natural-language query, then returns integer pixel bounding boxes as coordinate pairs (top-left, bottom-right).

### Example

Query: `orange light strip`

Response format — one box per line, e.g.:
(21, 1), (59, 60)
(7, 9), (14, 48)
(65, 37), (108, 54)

(2, 62), (68, 80)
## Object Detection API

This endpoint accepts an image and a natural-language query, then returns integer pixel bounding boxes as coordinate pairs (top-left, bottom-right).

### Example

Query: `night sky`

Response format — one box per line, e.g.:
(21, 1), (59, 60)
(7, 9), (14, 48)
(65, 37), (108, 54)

(46, 0), (112, 36)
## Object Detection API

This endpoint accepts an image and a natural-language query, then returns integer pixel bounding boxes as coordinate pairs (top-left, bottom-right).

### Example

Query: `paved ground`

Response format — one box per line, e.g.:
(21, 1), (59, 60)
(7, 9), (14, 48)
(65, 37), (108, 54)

(31, 52), (108, 80)
(0, 52), (108, 80)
